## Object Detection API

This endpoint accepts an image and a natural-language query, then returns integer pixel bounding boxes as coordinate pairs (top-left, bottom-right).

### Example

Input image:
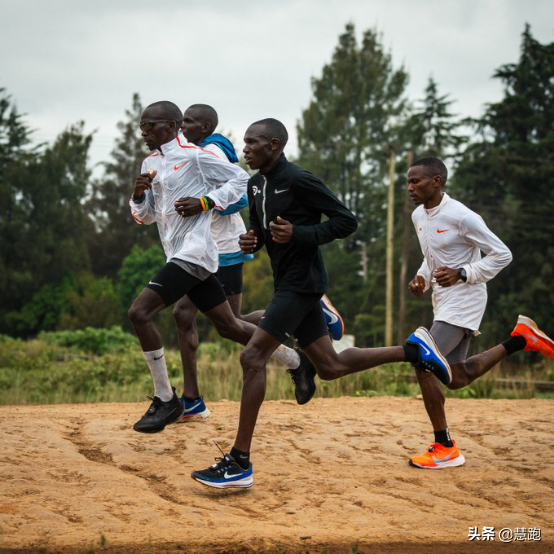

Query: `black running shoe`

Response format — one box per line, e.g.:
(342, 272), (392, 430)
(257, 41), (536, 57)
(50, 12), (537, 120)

(287, 350), (316, 405)
(191, 449), (253, 489)
(133, 388), (184, 433)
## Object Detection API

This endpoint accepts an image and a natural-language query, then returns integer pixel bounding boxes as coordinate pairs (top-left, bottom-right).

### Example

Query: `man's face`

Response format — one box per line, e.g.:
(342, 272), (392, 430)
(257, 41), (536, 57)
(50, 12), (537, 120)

(243, 124), (274, 170)
(181, 109), (206, 145)
(407, 165), (441, 206)
(139, 107), (175, 151)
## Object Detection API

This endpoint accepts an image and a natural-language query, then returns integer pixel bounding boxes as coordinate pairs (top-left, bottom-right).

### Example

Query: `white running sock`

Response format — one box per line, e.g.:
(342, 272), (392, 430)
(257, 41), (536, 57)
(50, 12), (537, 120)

(143, 348), (174, 402)
(271, 345), (300, 369)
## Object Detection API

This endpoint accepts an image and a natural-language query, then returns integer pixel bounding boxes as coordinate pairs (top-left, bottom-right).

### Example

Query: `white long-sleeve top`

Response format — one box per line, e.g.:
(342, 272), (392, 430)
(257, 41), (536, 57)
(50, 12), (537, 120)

(129, 133), (248, 273)
(412, 192), (512, 331)
(203, 143), (247, 255)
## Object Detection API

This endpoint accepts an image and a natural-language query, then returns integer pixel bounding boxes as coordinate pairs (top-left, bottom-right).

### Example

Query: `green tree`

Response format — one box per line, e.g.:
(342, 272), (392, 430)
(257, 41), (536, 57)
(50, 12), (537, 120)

(1, 113), (94, 335)
(87, 93), (157, 278)
(296, 24), (409, 344)
(405, 77), (467, 159)
(117, 244), (165, 311)
(59, 273), (121, 330)
(0, 89), (36, 327)
(452, 25), (554, 345)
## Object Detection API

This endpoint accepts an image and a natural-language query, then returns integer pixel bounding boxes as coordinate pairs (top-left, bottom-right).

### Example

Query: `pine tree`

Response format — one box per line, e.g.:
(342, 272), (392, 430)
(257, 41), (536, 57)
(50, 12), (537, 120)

(296, 24), (409, 344)
(87, 93), (157, 278)
(405, 77), (467, 159)
(453, 25), (554, 344)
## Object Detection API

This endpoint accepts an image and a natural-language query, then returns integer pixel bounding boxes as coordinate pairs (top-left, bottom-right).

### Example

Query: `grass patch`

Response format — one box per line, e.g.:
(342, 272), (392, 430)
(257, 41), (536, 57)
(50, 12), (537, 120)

(0, 329), (552, 405)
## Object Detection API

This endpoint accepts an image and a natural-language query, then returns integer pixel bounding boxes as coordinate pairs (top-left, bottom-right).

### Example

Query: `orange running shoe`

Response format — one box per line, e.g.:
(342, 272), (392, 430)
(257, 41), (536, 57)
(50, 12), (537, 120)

(511, 315), (554, 359)
(409, 441), (465, 469)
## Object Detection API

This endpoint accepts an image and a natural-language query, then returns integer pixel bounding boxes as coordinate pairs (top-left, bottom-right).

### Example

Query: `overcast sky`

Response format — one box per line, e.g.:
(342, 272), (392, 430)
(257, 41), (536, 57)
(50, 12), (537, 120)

(1, 0), (553, 172)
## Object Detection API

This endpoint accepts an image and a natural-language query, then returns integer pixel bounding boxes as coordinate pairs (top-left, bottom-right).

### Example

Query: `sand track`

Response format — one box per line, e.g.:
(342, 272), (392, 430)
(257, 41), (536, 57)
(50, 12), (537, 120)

(1, 397), (552, 553)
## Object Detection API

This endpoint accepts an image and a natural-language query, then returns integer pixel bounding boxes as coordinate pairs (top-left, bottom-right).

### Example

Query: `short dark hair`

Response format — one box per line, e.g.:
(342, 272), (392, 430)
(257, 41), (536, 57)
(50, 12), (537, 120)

(145, 101), (183, 126)
(187, 104), (218, 132)
(410, 156), (448, 184)
(250, 118), (288, 147)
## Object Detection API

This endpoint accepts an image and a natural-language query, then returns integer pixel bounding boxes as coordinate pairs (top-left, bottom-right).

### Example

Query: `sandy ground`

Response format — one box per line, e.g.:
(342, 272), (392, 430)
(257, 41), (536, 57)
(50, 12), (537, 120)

(1, 397), (553, 554)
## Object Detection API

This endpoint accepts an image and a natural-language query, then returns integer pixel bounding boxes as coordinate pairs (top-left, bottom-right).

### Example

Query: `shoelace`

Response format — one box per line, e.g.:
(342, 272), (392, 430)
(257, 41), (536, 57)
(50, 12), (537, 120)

(146, 396), (163, 414)
(209, 442), (234, 474)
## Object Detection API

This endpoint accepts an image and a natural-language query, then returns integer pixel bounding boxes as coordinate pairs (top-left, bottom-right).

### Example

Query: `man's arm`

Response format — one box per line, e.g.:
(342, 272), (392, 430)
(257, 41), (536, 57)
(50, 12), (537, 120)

(197, 149), (248, 210)
(129, 169), (156, 225)
(459, 211), (513, 284)
(289, 171), (358, 246)
(215, 194), (248, 216)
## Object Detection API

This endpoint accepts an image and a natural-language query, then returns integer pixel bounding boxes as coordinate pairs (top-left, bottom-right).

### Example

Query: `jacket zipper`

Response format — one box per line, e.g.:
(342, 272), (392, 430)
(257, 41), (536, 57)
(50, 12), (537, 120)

(262, 176), (268, 229)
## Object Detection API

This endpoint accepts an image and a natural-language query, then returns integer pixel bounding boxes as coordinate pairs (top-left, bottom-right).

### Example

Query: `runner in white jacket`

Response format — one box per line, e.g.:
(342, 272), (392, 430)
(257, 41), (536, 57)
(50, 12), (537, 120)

(127, 101), (305, 434)
(172, 103), (253, 420)
(406, 156), (554, 469)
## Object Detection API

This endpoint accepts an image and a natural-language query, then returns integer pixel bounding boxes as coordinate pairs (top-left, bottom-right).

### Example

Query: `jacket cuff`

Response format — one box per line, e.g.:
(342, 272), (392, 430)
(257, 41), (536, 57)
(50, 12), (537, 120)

(291, 225), (314, 245)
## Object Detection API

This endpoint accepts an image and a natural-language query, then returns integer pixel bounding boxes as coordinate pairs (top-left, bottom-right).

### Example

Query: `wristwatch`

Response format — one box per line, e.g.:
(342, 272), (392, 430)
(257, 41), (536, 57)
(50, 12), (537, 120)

(459, 268), (467, 282)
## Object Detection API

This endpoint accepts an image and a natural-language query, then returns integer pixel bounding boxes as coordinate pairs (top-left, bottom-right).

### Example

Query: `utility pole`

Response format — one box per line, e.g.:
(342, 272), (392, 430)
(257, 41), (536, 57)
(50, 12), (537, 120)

(397, 151), (414, 343)
(385, 145), (395, 346)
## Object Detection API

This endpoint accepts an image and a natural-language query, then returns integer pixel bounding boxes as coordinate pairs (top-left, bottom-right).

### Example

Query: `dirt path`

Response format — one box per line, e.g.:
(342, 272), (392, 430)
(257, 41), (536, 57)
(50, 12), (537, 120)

(1, 397), (553, 553)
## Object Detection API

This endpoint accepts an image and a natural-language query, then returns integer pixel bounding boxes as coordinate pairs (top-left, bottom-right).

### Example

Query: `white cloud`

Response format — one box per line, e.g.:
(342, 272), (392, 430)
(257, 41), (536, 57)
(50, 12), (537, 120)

(1, 0), (552, 170)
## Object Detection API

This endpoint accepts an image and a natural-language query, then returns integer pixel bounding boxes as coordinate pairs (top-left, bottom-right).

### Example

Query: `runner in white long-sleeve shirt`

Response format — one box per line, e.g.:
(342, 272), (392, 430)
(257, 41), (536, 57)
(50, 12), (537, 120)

(407, 157), (554, 469)
(128, 101), (305, 434)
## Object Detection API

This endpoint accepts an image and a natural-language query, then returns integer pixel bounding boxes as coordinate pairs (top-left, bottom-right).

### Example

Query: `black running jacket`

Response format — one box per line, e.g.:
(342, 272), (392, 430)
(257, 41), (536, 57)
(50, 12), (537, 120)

(247, 154), (358, 293)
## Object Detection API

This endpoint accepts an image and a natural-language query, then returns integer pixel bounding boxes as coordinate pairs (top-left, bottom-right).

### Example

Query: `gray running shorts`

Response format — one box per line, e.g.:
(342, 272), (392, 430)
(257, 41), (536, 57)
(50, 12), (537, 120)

(430, 321), (473, 364)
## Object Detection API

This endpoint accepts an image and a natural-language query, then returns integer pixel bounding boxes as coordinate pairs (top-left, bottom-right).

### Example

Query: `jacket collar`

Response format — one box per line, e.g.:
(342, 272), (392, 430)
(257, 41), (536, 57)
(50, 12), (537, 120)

(261, 153), (288, 178)
(158, 132), (189, 156)
(425, 192), (450, 216)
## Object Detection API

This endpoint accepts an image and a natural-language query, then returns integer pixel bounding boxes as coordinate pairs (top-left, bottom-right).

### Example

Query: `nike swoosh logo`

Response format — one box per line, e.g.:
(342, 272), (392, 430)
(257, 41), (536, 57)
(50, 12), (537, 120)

(153, 354), (164, 361)
(437, 229), (450, 233)
(184, 402), (201, 413)
(420, 344), (431, 356)
(432, 452), (454, 464)
(519, 332), (538, 346)
(224, 471), (245, 479)
(274, 189), (288, 194)
(174, 162), (186, 170)
(149, 281), (163, 287)
(322, 307), (339, 325)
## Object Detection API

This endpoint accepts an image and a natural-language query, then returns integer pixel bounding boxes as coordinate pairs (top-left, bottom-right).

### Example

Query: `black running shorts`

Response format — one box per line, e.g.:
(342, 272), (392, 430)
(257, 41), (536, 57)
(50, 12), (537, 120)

(258, 290), (328, 348)
(216, 263), (244, 296)
(146, 262), (226, 312)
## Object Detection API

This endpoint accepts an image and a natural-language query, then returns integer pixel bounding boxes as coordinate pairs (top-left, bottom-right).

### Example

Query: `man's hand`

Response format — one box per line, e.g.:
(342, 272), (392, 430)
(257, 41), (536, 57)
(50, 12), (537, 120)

(434, 266), (461, 287)
(269, 216), (293, 244)
(408, 275), (426, 297)
(239, 229), (258, 253)
(175, 197), (203, 218)
(133, 170), (156, 200)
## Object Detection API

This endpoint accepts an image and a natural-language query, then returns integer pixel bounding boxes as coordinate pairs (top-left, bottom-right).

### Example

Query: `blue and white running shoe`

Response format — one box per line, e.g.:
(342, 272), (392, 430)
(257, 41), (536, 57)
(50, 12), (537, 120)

(320, 293), (345, 341)
(176, 395), (211, 422)
(406, 327), (452, 386)
(191, 451), (253, 489)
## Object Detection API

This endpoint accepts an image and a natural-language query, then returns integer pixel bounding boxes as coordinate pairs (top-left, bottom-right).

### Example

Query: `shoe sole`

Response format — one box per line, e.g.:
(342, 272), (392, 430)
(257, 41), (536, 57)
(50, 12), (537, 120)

(515, 315), (554, 358)
(133, 405), (185, 433)
(175, 408), (211, 423)
(414, 327), (452, 385)
(320, 294), (345, 341)
(409, 454), (466, 469)
(192, 475), (254, 489)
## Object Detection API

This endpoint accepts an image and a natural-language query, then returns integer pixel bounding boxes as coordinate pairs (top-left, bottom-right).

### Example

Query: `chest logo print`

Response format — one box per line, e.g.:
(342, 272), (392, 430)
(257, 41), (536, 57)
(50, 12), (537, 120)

(274, 189), (288, 194)
(174, 162), (187, 170)
(437, 229), (450, 234)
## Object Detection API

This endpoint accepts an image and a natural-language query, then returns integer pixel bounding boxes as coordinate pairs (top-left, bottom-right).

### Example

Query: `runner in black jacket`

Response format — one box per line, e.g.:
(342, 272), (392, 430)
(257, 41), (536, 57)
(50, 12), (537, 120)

(191, 118), (452, 489)
(247, 154), (356, 294)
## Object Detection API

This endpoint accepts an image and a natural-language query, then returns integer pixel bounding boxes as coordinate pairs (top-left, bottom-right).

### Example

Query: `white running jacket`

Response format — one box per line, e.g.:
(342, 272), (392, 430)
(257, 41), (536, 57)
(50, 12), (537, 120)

(412, 193), (512, 331)
(130, 133), (248, 273)
(203, 143), (247, 255)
